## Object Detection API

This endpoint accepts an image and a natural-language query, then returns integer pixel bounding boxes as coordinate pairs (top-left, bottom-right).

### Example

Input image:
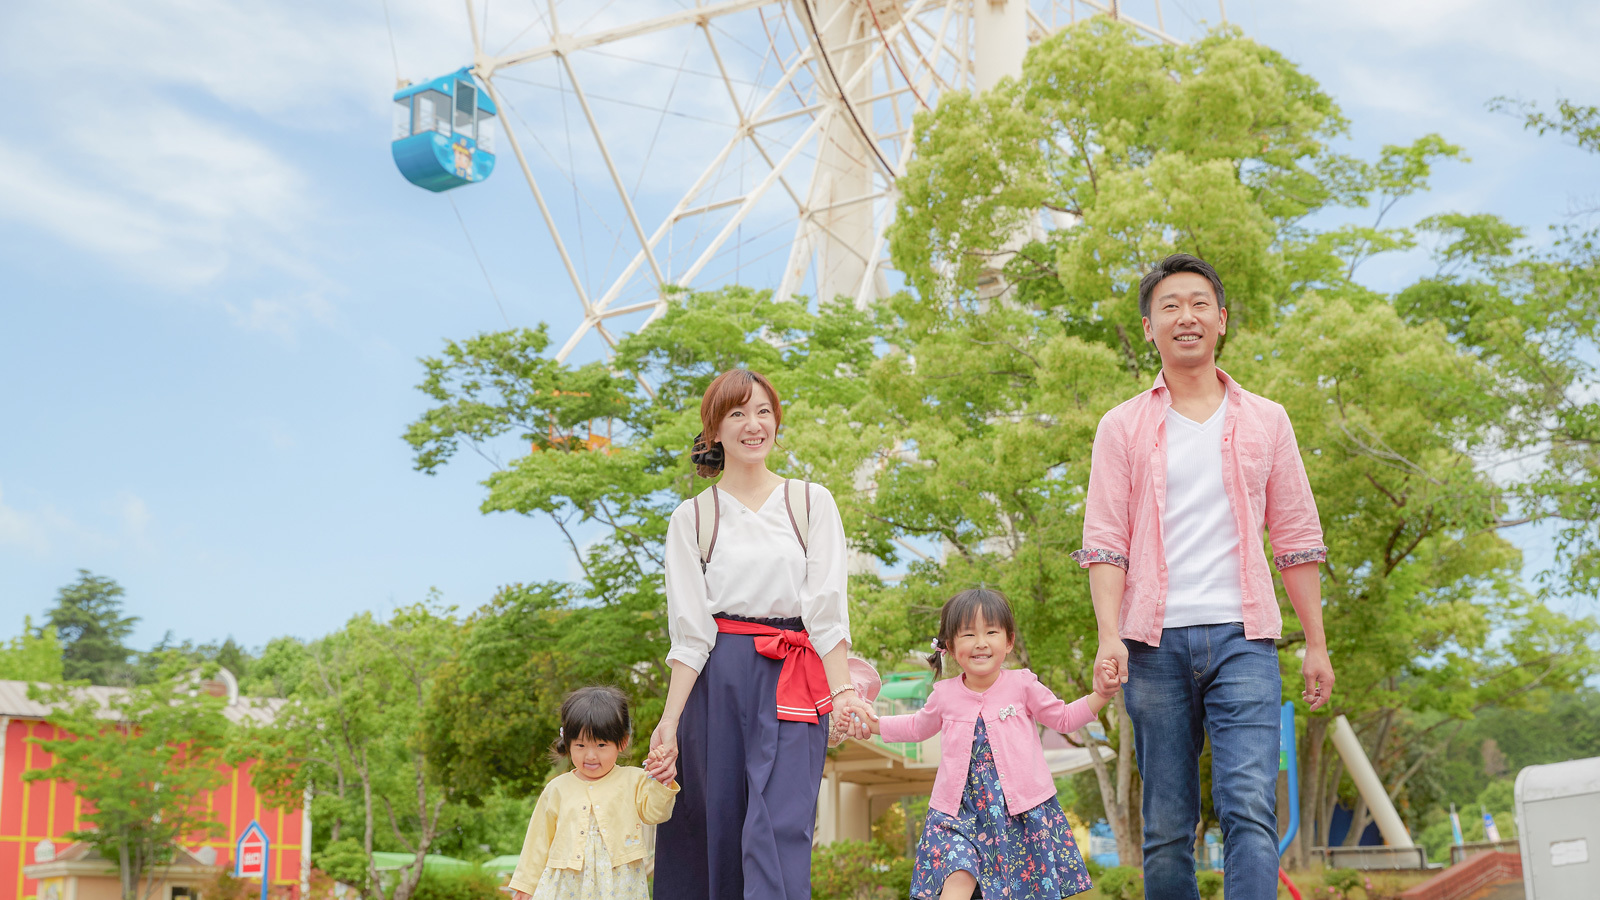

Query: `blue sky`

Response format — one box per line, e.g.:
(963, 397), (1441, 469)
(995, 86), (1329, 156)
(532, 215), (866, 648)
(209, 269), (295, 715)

(1, 0), (1596, 650)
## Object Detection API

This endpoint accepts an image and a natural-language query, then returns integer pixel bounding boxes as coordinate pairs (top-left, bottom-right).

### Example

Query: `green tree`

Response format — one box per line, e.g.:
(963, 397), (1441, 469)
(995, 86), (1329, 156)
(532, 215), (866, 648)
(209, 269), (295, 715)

(239, 603), (461, 900)
(45, 569), (138, 685)
(838, 19), (1597, 863)
(404, 290), (879, 800)
(0, 616), (63, 682)
(25, 654), (230, 900)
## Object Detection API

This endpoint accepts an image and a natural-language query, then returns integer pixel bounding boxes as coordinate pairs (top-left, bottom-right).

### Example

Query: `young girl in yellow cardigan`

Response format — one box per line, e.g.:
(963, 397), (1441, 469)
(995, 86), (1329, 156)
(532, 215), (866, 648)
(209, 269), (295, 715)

(509, 686), (679, 900)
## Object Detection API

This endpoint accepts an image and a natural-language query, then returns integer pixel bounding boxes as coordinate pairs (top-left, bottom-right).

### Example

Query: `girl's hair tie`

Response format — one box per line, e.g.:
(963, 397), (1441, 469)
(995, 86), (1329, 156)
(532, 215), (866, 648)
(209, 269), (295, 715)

(930, 638), (946, 654)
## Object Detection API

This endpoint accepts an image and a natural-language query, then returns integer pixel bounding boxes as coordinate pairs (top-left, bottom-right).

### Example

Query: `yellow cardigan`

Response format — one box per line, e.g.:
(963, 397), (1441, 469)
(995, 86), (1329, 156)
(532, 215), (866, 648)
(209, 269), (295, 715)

(508, 766), (679, 890)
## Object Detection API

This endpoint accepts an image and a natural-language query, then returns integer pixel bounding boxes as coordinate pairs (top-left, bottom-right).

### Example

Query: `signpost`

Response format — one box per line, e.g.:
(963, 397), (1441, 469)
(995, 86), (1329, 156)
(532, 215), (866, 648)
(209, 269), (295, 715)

(235, 821), (270, 900)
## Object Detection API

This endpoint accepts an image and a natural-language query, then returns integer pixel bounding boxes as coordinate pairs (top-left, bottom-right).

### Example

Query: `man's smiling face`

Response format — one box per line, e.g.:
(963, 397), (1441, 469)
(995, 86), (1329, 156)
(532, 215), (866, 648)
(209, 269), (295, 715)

(1143, 271), (1227, 369)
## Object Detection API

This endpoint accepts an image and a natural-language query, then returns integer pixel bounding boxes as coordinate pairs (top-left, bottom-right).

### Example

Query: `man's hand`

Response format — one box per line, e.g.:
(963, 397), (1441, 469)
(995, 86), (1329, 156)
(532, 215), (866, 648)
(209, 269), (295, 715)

(1092, 659), (1123, 699)
(1094, 637), (1129, 696)
(1301, 644), (1334, 711)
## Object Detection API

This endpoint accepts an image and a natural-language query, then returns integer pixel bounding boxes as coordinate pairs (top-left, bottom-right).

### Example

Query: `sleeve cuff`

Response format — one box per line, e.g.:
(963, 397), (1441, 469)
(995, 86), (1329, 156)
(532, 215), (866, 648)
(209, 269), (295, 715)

(878, 715), (913, 744)
(1071, 548), (1129, 570)
(808, 625), (849, 661)
(665, 646), (708, 673)
(1273, 546), (1327, 571)
(508, 879), (539, 895)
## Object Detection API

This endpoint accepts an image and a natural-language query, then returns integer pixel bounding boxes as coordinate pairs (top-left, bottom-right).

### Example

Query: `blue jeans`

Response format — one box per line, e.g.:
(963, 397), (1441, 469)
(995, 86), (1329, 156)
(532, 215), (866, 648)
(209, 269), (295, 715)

(1123, 623), (1281, 900)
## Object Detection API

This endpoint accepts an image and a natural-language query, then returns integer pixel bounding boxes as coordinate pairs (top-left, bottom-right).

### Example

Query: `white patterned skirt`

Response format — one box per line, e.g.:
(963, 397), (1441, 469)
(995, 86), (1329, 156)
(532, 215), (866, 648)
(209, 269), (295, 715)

(529, 812), (650, 900)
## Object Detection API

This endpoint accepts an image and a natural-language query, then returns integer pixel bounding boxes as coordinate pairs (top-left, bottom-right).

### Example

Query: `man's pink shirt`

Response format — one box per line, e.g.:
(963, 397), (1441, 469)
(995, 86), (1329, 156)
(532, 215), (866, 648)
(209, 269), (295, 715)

(1071, 368), (1327, 646)
(878, 668), (1096, 817)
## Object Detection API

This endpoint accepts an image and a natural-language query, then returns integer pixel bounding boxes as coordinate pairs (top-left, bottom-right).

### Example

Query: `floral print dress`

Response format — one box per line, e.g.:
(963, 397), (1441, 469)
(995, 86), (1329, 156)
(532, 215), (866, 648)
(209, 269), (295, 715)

(910, 717), (1093, 899)
(528, 811), (650, 900)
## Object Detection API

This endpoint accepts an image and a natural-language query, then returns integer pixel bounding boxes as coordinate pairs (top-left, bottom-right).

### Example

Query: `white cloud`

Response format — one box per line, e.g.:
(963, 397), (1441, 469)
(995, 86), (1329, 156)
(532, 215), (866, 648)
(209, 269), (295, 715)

(0, 486), (59, 555)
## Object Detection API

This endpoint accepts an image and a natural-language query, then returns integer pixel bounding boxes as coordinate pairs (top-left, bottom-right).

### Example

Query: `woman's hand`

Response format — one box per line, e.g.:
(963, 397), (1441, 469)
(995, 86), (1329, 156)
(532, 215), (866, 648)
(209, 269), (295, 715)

(830, 690), (877, 743)
(646, 716), (679, 781)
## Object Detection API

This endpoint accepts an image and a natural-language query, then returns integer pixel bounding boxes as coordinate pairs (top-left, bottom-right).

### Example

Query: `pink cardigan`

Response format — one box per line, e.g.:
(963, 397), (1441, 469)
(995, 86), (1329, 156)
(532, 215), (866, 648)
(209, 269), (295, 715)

(879, 668), (1095, 816)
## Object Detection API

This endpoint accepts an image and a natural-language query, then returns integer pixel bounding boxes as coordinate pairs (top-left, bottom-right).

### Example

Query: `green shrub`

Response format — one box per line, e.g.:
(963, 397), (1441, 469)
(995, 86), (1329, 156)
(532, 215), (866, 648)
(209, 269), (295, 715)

(1196, 870), (1223, 899)
(411, 868), (503, 900)
(313, 839), (368, 889)
(810, 840), (913, 900)
(1096, 865), (1145, 900)
(1323, 867), (1362, 899)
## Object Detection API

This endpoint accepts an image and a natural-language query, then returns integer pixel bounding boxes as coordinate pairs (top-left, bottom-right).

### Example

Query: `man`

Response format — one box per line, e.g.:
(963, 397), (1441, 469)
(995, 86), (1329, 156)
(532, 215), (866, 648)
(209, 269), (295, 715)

(1072, 254), (1334, 900)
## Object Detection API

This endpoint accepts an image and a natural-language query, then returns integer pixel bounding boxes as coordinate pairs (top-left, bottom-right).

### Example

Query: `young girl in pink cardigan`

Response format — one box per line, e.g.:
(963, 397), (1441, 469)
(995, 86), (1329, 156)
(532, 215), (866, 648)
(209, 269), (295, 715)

(868, 588), (1119, 900)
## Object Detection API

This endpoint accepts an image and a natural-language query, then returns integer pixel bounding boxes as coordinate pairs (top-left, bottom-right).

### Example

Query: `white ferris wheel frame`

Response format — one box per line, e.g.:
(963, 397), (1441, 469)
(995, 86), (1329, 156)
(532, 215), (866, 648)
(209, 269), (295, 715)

(458, 0), (1219, 371)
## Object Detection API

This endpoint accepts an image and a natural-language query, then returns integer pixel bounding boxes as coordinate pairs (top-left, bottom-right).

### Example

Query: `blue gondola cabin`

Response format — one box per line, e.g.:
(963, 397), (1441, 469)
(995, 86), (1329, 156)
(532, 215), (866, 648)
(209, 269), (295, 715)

(392, 68), (497, 191)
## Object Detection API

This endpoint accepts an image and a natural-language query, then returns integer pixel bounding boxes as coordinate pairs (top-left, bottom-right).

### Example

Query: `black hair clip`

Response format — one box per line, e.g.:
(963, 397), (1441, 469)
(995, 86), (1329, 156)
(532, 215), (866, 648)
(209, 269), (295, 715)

(691, 432), (725, 471)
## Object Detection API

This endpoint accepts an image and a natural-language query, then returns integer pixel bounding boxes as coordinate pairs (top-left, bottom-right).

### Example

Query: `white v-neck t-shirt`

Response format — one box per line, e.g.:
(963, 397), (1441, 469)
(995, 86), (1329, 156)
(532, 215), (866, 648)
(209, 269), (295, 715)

(662, 482), (850, 672)
(1161, 396), (1245, 628)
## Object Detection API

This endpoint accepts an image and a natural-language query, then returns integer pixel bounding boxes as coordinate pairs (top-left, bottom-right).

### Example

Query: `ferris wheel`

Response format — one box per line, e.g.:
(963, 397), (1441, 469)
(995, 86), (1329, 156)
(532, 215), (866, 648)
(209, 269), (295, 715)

(389, 0), (1227, 365)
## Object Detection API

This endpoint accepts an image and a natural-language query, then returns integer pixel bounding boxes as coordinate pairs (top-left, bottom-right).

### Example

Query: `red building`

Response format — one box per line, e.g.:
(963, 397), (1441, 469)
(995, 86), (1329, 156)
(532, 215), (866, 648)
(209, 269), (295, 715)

(0, 679), (307, 900)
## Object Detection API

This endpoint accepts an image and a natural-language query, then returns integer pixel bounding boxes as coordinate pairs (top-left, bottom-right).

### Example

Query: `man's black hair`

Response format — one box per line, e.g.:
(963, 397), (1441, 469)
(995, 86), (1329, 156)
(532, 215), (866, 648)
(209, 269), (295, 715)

(551, 685), (631, 757)
(1138, 253), (1227, 320)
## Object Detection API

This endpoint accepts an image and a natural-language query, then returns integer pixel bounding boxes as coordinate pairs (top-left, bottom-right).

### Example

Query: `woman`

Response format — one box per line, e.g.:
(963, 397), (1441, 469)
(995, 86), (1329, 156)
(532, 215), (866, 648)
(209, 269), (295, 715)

(646, 368), (876, 900)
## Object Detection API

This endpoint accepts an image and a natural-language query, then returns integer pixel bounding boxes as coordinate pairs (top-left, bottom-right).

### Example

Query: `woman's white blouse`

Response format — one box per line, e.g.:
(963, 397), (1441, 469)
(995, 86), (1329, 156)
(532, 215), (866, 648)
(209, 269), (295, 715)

(663, 482), (851, 672)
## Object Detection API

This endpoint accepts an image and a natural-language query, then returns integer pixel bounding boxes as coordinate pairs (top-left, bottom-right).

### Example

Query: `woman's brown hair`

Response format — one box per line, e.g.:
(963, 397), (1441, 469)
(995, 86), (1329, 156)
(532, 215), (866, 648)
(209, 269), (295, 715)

(694, 369), (783, 478)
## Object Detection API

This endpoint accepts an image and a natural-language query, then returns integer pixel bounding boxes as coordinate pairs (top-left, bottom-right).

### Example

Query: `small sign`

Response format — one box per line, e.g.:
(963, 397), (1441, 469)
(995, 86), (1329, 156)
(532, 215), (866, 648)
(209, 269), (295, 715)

(1551, 838), (1589, 868)
(235, 821), (270, 900)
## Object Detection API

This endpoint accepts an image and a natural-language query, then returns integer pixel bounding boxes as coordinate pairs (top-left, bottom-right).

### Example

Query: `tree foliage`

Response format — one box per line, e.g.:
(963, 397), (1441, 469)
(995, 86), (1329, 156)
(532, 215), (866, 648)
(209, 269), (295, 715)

(0, 615), (63, 682)
(237, 603), (460, 900)
(399, 21), (1598, 870)
(25, 655), (230, 900)
(44, 569), (138, 685)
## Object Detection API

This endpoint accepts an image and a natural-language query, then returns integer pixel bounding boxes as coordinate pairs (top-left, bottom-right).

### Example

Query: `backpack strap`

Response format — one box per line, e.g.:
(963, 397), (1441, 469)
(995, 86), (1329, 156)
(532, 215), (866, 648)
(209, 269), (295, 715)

(694, 486), (721, 571)
(783, 479), (811, 554)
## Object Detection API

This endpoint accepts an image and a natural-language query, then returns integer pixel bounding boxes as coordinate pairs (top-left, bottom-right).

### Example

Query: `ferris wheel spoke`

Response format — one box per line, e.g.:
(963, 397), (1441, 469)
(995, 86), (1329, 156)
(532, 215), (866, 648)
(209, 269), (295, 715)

(559, 54), (675, 286)
(485, 0), (778, 72)
(479, 78), (595, 315)
(1064, 0), (1179, 43)
(677, 106), (833, 286)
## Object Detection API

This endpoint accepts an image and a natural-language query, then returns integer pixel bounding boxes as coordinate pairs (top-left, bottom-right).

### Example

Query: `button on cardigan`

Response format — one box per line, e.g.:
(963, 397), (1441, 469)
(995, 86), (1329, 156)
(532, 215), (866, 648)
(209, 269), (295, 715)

(663, 482), (851, 673)
(507, 766), (679, 891)
(878, 668), (1096, 817)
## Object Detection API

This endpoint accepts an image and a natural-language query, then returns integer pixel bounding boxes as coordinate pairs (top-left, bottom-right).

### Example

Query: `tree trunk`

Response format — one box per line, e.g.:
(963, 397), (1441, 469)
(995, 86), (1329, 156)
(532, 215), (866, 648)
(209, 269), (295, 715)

(1112, 694), (1142, 866)
(1295, 717), (1326, 869)
(1321, 755), (1345, 852)
(119, 844), (135, 900)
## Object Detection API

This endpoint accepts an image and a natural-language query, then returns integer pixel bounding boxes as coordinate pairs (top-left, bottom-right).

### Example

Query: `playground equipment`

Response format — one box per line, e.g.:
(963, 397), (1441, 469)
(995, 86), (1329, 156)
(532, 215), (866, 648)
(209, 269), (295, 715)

(1330, 713), (1414, 848)
(394, 1), (1226, 363)
(391, 68), (497, 191)
(1279, 701), (1304, 900)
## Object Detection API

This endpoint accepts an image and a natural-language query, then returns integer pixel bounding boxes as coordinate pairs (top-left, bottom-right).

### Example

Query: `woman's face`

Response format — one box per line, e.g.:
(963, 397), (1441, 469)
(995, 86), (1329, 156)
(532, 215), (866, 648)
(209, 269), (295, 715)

(713, 384), (777, 468)
(950, 612), (1014, 682)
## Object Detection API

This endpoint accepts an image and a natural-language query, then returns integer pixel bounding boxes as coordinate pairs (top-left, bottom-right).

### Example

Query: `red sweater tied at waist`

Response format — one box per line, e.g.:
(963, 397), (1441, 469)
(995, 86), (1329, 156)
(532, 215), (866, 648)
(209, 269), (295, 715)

(715, 618), (835, 723)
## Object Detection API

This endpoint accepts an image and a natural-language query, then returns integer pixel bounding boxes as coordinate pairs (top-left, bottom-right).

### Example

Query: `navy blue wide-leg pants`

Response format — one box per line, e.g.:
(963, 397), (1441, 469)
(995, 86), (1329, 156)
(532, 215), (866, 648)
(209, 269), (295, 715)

(654, 615), (828, 900)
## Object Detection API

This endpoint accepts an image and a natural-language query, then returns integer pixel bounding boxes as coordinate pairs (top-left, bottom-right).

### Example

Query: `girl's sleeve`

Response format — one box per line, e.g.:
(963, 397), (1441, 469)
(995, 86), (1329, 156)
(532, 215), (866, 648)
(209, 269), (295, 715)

(1025, 676), (1097, 735)
(878, 689), (942, 744)
(800, 486), (850, 658)
(507, 786), (559, 894)
(665, 501), (717, 672)
(635, 771), (682, 825)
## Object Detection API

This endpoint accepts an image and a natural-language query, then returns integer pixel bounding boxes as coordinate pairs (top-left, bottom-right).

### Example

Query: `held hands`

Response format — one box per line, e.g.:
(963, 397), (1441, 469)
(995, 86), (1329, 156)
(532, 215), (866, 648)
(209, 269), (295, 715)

(644, 717), (678, 785)
(1091, 658), (1123, 700)
(826, 689), (878, 746)
(1093, 637), (1129, 698)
